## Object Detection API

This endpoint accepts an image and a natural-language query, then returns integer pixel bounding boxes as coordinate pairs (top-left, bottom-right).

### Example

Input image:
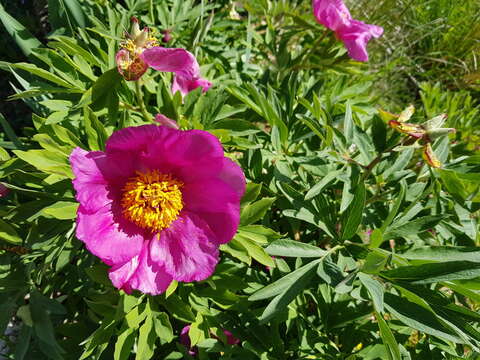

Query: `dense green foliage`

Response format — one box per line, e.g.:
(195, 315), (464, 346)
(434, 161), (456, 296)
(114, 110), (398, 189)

(0, 0), (479, 359)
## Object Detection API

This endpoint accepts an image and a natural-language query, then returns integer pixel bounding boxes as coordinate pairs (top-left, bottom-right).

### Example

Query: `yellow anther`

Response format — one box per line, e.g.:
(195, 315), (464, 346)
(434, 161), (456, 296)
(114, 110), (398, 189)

(121, 170), (184, 232)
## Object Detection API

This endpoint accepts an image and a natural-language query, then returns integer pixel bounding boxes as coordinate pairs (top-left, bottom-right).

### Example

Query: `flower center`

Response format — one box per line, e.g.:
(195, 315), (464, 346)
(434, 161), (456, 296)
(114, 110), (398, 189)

(121, 170), (184, 232)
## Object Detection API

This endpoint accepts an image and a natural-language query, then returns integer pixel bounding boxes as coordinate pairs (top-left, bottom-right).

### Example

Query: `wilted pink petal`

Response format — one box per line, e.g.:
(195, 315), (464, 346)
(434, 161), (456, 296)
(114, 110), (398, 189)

(154, 114), (179, 129)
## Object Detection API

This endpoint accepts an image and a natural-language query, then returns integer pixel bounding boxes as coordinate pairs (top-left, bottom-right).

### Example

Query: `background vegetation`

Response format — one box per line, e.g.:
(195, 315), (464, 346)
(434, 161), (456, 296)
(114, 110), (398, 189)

(0, 0), (479, 359)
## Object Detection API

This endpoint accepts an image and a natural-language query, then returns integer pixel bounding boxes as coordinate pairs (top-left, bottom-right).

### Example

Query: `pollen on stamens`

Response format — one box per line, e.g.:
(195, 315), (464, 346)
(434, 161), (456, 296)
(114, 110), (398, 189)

(121, 170), (184, 232)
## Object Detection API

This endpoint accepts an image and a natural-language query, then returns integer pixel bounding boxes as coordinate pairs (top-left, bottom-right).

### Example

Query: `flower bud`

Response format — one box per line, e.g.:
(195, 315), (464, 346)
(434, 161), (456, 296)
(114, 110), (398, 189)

(0, 183), (9, 198)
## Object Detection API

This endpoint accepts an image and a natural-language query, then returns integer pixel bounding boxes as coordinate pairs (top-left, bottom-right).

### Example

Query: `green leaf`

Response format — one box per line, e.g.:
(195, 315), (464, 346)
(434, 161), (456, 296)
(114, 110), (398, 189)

(374, 311), (401, 360)
(381, 261), (480, 284)
(0, 218), (22, 244)
(240, 197), (275, 225)
(438, 169), (480, 203)
(305, 170), (342, 200)
(114, 328), (135, 360)
(152, 312), (174, 343)
(249, 259), (320, 301)
(136, 316), (156, 360)
(14, 324), (32, 360)
(368, 229), (384, 248)
(13, 149), (73, 178)
(259, 265), (317, 323)
(340, 182), (365, 240)
(41, 201), (78, 220)
(83, 107), (108, 151)
(359, 273), (384, 313)
(235, 234), (274, 267)
(400, 246), (480, 263)
(0, 3), (41, 57)
(380, 181), (406, 233)
(384, 293), (461, 343)
(362, 251), (389, 274)
(2, 62), (76, 88)
(0, 113), (24, 150)
(383, 215), (444, 240)
(265, 239), (327, 258)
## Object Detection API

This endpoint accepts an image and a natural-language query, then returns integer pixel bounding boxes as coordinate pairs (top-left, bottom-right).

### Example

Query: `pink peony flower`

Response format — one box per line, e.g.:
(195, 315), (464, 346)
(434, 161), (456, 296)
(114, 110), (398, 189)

(312, 0), (383, 62)
(69, 125), (245, 295)
(115, 18), (211, 94)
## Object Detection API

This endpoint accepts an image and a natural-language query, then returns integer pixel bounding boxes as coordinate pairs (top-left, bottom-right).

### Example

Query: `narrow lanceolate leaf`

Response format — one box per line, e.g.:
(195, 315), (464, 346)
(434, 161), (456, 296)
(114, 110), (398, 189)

(259, 266), (317, 323)
(374, 311), (401, 360)
(249, 259), (321, 301)
(400, 246), (480, 263)
(305, 170), (341, 200)
(265, 239), (327, 258)
(240, 197), (275, 225)
(358, 273), (384, 313)
(340, 182), (365, 240)
(380, 181), (406, 232)
(381, 261), (480, 284)
(384, 293), (462, 344)
(383, 215), (444, 240)
(0, 3), (41, 57)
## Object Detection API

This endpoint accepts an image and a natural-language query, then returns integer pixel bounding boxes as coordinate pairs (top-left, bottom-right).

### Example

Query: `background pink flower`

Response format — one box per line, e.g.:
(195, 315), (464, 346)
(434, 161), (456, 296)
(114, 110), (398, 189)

(312, 0), (383, 62)
(70, 125), (245, 295)
(115, 18), (211, 94)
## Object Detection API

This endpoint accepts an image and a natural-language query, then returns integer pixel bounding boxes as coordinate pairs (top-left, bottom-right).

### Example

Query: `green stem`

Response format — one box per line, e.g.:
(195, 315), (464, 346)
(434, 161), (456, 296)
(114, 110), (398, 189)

(135, 81), (150, 121)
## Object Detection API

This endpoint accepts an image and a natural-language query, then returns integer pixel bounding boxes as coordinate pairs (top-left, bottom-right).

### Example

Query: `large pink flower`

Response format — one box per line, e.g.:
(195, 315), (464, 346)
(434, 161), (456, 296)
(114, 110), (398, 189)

(115, 18), (211, 94)
(312, 0), (383, 62)
(70, 125), (245, 295)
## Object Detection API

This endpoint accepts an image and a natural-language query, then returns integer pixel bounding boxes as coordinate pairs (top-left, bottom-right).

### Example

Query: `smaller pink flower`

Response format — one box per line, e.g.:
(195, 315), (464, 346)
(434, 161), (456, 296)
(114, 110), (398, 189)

(180, 325), (198, 356)
(336, 20), (384, 62)
(161, 29), (172, 43)
(154, 114), (179, 129)
(0, 183), (9, 198)
(312, 0), (383, 62)
(218, 329), (240, 345)
(312, 0), (352, 31)
(115, 17), (212, 95)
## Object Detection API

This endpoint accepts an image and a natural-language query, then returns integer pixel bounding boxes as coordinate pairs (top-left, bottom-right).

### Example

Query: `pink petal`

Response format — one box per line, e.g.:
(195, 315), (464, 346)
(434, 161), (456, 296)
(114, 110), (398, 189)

(154, 114), (179, 129)
(337, 20), (383, 62)
(70, 148), (111, 212)
(142, 129), (224, 172)
(218, 158), (246, 198)
(109, 239), (173, 295)
(106, 124), (173, 156)
(172, 74), (212, 96)
(182, 179), (241, 244)
(150, 212), (219, 282)
(312, 0), (352, 31)
(141, 47), (200, 78)
(76, 203), (144, 266)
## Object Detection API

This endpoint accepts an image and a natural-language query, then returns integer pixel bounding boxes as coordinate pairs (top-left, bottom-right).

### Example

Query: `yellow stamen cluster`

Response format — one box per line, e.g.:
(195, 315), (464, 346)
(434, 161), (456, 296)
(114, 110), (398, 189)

(121, 170), (184, 232)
